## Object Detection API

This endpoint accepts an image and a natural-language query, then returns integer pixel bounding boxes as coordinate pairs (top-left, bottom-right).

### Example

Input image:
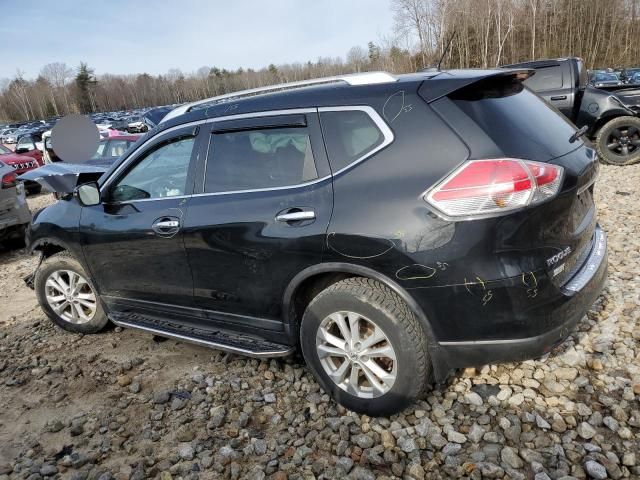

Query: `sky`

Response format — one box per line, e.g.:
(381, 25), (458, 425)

(0, 0), (395, 80)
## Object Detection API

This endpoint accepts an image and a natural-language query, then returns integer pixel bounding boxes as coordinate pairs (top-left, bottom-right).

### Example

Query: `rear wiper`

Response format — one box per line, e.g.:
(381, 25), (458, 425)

(569, 125), (588, 143)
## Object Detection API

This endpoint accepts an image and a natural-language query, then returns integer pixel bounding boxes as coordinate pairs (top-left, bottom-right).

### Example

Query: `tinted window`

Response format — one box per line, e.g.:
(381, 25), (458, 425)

(109, 136), (195, 202)
(320, 110), (383, 172)
(205, 127), (317, 193)
(523, 65), (563, 90)
(449, 77), (580, 160)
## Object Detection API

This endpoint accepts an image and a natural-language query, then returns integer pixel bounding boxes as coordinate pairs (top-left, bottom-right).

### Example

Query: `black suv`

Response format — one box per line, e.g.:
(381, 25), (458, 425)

(27, 70), (607, 415)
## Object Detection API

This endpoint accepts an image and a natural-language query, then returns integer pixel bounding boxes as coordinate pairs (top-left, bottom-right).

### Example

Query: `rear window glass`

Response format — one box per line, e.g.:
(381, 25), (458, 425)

(319, 110), (383, 172)
(449, 77), (581, 160)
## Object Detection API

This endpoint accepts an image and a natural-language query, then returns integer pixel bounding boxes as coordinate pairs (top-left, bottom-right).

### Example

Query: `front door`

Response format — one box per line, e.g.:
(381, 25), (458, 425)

(80, 127), (202, 319)
(183, 111), (333, 330)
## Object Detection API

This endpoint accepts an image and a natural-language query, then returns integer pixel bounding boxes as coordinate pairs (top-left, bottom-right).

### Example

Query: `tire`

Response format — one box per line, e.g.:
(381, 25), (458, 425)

(595, 116), (640, 165)
(34, 251), (109, 334)
(300, 277), (431, 416)
(2, 224), (26, 249)
(26, 184), (42, 195)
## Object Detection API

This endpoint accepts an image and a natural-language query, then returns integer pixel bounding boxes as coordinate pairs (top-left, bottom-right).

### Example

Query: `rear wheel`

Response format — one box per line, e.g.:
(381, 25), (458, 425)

(596, 116), (640, 165)
(34, 252), (108, 334)
(300, 277), (431, 416)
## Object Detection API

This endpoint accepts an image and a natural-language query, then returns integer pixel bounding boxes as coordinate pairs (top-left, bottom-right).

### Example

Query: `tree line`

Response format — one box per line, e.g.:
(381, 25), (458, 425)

(1, 0), (639, 122)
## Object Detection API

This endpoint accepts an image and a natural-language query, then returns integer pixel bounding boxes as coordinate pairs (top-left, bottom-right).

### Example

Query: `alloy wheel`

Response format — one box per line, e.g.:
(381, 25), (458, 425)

(315, 311), (397, 398)
(44, 270), (97, 324)
(606, 126), (640, 158)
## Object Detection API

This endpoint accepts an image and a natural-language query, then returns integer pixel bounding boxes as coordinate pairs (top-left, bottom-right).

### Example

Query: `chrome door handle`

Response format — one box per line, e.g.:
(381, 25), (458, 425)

(152, 216), (181, 236)
(154, 220), (179, 228)
(275, 210), (315, 222)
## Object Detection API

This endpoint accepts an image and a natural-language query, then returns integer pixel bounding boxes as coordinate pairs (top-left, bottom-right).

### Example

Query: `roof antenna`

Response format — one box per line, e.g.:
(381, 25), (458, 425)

(437, 30), (457, 71)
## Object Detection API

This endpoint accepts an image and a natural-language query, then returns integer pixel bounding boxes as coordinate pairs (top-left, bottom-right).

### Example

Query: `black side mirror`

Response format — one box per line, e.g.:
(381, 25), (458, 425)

(75, 182), (101, 206)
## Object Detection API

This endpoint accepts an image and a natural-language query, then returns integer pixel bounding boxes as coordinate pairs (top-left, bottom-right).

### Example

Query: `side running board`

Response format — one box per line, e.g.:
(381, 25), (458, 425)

(110, 315), (295, 358)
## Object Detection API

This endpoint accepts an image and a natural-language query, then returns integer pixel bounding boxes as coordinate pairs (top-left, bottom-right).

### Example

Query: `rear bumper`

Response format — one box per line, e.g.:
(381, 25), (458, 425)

(435, 225), (608, 369)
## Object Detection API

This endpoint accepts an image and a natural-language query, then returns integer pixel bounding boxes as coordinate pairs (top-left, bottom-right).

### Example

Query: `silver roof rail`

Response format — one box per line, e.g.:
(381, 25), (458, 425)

(160, 71), (397, 124)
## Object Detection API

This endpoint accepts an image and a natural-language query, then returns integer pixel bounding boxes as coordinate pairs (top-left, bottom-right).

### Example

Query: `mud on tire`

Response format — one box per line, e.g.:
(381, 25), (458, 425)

(300, 277), (431, 416)
(34, 251), (109, 334)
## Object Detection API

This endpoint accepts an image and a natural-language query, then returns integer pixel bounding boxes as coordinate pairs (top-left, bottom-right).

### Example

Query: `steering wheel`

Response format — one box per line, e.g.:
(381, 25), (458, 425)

(149, 177), (182, 198)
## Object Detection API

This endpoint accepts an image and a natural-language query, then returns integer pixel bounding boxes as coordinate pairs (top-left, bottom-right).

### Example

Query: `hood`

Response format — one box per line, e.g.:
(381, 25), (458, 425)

(0, 152), (36, 164)
(18, 162), (108, 193)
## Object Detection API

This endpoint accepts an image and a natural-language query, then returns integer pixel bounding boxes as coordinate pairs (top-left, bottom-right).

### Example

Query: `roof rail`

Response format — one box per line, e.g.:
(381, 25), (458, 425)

(160, 71), (397, 124)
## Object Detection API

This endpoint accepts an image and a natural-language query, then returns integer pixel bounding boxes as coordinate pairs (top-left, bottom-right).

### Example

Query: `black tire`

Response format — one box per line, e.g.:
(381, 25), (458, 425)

(595, 116), (640, 165)
(34, 251), (109, 334)
(300, 277), (431, 416)
(26, 184), (42, 195)
(3, 224), (27, 249)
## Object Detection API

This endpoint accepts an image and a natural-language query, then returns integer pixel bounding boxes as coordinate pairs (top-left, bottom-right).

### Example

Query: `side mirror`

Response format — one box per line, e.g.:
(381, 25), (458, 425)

(75, 182), (101, 206)
(15, 147), (28, 154)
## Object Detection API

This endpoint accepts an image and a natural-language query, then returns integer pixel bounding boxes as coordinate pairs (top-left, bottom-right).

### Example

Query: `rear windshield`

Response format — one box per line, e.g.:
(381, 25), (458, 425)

(449, 77), (581, 160)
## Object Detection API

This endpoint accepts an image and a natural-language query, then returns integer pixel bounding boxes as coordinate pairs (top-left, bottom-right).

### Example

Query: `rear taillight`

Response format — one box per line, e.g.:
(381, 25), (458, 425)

(425, 159), (563, 219)
(1, 171), (17, 189)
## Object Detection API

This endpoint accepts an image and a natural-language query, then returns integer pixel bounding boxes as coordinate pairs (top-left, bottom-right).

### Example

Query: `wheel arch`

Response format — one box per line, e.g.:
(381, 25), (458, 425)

(283, 262), (449, 381)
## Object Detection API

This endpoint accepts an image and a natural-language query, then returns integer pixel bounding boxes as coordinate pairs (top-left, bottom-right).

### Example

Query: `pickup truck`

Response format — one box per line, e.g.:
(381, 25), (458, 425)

(503, 57), (640, 165)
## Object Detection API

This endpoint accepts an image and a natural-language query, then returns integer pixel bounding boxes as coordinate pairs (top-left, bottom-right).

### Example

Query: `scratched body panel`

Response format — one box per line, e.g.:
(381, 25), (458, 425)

(323, 85), (602, 343)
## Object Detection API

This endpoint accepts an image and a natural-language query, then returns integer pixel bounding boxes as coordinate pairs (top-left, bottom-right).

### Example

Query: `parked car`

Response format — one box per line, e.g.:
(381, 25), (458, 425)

(0, 144), (43, 194)
(25, 70), (606, 415)
(503, 57), (640, 165)
(2, 129), (18, 144)
(590, 72), (623, 87)
(0, 160), (31, 247)
(42, 130), (139, 165)
(621, 67), (640, 84)
(126, 116), (148, 133)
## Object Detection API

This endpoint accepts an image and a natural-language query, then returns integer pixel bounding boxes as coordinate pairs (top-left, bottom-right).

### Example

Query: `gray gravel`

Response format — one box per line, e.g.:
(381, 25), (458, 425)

(0, 165), (638, 479)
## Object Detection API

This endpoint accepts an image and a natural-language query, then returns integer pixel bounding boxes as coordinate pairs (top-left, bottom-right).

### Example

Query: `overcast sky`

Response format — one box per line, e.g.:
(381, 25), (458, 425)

(0, 0), (395, 79)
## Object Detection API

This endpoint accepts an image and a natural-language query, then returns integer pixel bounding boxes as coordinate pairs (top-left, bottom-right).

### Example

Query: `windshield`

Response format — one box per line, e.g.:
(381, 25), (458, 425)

(595, 73), (618, 82)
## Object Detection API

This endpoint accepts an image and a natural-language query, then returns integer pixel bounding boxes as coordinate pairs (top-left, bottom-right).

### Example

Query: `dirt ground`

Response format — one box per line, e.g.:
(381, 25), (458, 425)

(0, 166), (638, 480)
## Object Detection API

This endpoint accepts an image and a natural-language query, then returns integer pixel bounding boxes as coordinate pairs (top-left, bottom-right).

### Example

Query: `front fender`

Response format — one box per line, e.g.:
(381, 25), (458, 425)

(27, 199), (84, 262)
(577, 87), (636, 136)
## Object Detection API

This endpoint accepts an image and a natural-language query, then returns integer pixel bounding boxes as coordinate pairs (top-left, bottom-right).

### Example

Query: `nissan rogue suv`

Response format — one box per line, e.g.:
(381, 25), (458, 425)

(26, 70), (607, 415)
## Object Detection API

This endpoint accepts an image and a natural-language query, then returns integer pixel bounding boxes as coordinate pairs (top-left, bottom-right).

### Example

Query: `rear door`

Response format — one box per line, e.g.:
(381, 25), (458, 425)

(80, 125), (205, 319)
(183, 110), (333, 330)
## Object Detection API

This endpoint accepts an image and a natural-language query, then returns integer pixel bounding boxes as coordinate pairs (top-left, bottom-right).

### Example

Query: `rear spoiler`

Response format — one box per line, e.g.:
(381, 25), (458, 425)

(418, 69), (534, 103)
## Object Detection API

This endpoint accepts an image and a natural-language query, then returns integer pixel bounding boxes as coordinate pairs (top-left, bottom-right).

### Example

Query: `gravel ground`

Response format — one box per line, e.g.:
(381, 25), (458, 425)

(0, 166), (638, 480)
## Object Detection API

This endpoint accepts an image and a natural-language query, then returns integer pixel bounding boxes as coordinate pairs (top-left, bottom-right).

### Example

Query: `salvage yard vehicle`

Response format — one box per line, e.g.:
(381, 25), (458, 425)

(25, 70), (607, 415)
(0, 161), (30, 247)
(504, 57), (640, 165)
(0, 143), (43, 194)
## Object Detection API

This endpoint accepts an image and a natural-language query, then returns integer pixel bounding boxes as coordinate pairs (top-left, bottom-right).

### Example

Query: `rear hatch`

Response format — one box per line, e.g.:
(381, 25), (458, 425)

(423, 72), (599, 285)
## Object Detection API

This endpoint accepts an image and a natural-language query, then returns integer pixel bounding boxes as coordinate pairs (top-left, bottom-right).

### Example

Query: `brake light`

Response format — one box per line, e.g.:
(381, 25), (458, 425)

(1, 171), (17, 189)
(425, 159), (563, 219)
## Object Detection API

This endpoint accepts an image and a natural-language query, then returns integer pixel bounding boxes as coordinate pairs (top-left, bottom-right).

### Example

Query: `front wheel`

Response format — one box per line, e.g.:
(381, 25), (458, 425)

(595, 116), (640, 165)
(34, 251), (109, 334)
(300, 277), (431, 416)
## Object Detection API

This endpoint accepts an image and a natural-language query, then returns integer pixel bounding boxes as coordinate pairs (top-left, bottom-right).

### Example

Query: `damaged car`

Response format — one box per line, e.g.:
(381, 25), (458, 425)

(0, 160), (30, 247)
(24, 70), (607, 415)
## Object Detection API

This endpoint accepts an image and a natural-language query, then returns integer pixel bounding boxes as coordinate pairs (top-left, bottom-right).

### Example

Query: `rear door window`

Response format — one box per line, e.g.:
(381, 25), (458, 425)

(319, 110), (383, 172)
(205, 127), (318, 193)
(524, 65), (563, 90)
